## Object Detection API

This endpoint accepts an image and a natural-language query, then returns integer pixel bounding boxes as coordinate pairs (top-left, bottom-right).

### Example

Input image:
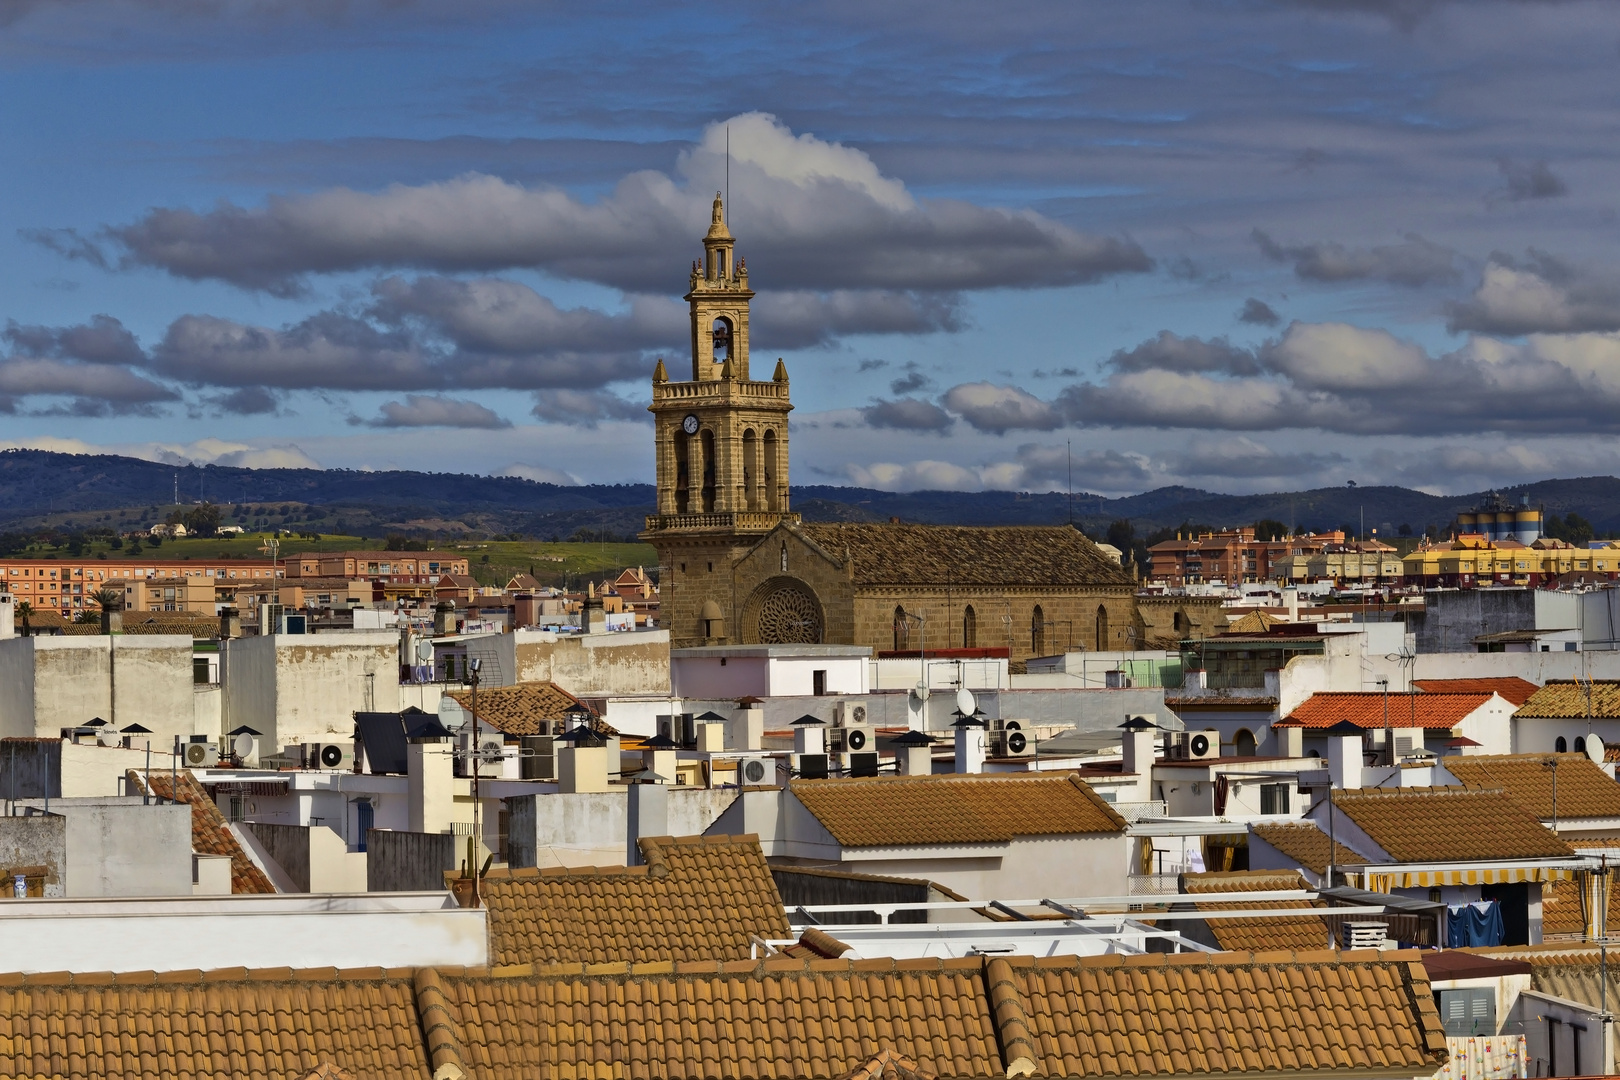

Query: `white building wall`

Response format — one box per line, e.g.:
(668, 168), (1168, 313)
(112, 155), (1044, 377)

(0, 637), (35, 738)
(828, 834), (1129, 901)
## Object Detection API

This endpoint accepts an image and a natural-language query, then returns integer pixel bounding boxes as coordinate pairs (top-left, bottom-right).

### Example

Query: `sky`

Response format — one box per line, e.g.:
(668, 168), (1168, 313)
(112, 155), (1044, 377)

(2, 0), (1620, 497)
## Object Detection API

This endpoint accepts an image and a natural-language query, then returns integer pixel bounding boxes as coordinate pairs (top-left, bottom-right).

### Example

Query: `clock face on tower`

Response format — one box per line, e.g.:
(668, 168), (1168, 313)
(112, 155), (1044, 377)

(682, 414), (700, 435)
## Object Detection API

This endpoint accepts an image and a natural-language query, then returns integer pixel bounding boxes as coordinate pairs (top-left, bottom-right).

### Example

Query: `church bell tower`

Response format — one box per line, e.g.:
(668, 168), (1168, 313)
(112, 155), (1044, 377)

(642, 194), (798, 646)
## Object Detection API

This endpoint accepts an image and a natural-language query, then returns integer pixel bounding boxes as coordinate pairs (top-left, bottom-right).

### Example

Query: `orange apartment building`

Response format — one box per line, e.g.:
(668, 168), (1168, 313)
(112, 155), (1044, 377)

(283, 551), (470, 582)
(0, 559), (280, 615)
(1148, 528), (1348, 586)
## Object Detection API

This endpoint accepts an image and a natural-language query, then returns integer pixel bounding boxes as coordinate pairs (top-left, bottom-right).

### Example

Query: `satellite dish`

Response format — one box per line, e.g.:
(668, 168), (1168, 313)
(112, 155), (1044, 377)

(415, 640), (434, 663)
(97, 729), (119, 747)
(910, 682), (929, 702)
(1587, 734), (1606, 765)
(438, 694), (467, 730)
(956, 687), (977, 717)
(233, 732), (255, 760)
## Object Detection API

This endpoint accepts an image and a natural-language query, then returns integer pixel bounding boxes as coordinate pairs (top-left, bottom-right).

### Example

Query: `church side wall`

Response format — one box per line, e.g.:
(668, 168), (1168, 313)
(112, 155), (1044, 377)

(851, 587), (1140, 663)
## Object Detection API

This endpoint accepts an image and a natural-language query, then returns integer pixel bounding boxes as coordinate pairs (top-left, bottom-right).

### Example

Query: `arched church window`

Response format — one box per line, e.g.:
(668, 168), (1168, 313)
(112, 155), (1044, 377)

(963, 605), (977, 649)
(1095, 604), (1109, 652)
(894, 606), (909, 651)
(712, 317), (733, 364)
(1031, 605), (1045, 657)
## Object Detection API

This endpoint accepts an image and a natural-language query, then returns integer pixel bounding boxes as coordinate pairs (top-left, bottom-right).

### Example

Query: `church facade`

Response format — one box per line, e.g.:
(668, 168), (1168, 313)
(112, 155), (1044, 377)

(641, 196), (1141, 662)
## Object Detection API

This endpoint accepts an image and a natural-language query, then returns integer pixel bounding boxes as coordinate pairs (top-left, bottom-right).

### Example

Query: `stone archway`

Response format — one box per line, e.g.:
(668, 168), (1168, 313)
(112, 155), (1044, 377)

(742, 576), (825, 644)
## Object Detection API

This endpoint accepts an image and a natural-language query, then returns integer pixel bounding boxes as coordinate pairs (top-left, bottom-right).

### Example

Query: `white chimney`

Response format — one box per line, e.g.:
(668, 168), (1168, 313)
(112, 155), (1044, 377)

(1274, 724), (1303, 758)
(793, 716), (826, 755)
(1121, 715), (1159, 775)
(626, 781), (668, 866)
(1284, 586), (1299, 622)
(954, 721), (986, 774)
(1326, 724), (1365, 790)
(408, 739), (455, 834)
(729, 707), (764, 752)
(559, 743), (611, 793)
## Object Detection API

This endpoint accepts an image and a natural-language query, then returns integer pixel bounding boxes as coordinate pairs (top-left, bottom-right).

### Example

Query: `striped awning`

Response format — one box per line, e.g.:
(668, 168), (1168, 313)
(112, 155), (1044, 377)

(1364, 865), (1575, 891)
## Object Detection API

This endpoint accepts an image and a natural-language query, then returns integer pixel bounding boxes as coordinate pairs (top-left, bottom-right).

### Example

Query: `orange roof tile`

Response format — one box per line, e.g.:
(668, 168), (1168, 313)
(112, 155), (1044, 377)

(1443, 752), (1620, 820)
(0, 967), (427, 1080)
(479, 834), (790, 968)
(1516, 680), (1620, 719)
(1414, 677), (1539, 707)
(445, 679), (617, 736)
(798, 523), (1131, 587)
(789, 773), (1126, 848)
(1250, 821), (1372, 874)
(1333, 786), (1574, 863)
(841, 1048), (938, 1080)
(1278, 691), (1493, 730)
(1180, 870), (1330, 951)
(125, 768), (275, 894)
(1012, 951), (1448, 1077)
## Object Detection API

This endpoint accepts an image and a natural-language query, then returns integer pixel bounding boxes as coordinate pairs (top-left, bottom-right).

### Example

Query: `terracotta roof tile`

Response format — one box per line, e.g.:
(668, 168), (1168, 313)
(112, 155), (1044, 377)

(479, 834), (790, 968)
(1250, 821), (1372, 875)
(445, 680), (617, 736)
(439, 958), (1008, 1080)
(1443, 752), (1620, 820)
(125, 768), (276, 894)
(840, 1047), (938, 1080)
(1010, 950), (1448, 1077)
(797, 523), (1132, 587)
(1516, 679), (1620, 719)
(1413, 677), (1539, 707)
(1180, 870), (1330, 952)
(789, 773), (1126, 848)
(1278, 691), (1493, 729)
(1333, 786), (1574, 862)
(0, 968), (426, 1080)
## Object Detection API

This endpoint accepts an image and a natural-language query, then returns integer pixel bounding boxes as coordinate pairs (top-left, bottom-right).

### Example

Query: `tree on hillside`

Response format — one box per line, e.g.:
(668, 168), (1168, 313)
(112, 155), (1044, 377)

(1253, 519), (1288, 541)
(183, 502), (222, 538)
(1546, 512), (1595, 546)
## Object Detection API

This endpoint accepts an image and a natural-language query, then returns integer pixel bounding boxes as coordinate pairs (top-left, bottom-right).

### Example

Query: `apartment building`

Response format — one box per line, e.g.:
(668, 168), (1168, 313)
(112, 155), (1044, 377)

(0, 559), (279, 616)
(1148, 528), (1346, 586)
(282, 551), (470, 582)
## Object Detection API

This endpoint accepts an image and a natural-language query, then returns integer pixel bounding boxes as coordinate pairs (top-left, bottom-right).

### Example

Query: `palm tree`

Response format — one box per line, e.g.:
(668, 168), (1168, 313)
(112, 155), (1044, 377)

(15, 600), (31, 637)
(93, 587), (123, 635)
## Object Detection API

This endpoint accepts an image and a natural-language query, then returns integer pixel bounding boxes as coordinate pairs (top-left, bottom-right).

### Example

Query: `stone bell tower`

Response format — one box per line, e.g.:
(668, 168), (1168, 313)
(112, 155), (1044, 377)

(641, 193), (799, 647)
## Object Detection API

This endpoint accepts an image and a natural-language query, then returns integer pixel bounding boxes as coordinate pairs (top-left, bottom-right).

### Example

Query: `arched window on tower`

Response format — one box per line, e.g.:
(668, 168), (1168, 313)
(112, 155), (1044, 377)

(711, 317), (733, 365)
(963, 605), (977, 649)
(1031, 605), (1045, 658)
(763, 430), (779, 511)
(1095, 604), (1110, 652)
(894, 606), (909, 652)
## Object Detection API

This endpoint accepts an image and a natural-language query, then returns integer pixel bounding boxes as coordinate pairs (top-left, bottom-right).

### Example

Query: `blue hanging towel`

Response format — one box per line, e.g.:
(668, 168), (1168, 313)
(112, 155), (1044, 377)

(1446, 900), (1504, 947)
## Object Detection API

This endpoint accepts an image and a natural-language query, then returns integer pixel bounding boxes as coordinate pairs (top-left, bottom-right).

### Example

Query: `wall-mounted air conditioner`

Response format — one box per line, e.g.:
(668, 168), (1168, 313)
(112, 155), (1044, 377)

(736, 756), (781, 788)
(834, 700), (868, 727)
(308, 743), (352, 770)
(1170, 730), (1220, 761)
(520, 734), (557, 780)
(795, 753), (829, 780)
(997, 724), (1034, 758)
(182, 741), (219, 768)
(831, 723), (875, 755)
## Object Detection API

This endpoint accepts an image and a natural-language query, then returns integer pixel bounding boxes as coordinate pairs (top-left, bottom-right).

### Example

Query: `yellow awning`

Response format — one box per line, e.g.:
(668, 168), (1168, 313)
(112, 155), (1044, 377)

(1365, 866), (1574, 891)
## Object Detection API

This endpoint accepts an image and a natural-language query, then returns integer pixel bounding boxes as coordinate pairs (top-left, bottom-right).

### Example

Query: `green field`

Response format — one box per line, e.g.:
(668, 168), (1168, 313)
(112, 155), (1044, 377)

(15, 534), (658, 589)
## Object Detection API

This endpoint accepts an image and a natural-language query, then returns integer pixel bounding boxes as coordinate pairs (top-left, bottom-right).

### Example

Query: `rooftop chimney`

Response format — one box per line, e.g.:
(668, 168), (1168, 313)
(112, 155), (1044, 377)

(583, 596), (607, 635)
(407, 737), (455, 834)
(219, 607), (241, 640)
(728, 706), (764, 752)
(1325, 721), (1365, 790)
(953, 717), (987, 774)
(433, 602), (456, 636)
(626, 780), (668, 867)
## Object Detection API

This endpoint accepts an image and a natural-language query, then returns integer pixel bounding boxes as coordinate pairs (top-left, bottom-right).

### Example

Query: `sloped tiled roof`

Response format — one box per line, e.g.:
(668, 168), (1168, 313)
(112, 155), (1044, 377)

(1414, 677), (1539, 706)
(1516, 680), (1620, 719)
(126, 768), (275, 894)
(1541, 875), (1620, 938)
(1225, 610), (1285, 635)
(1332, 787), (1573, 862)
(789, 773), (1126, 848)
(0, 966), (427, 1080)
(796, 523), (1132, 587)
(1250, 821), (1372, 875)
(1180, 870), (1329, 951)
(478, 834), (790, 968)
(1443, 752), (1620, 820)
(1277, 691), (1493, 729)
(1011, 951), (1447, 1077)
(444, 680), (617, 736)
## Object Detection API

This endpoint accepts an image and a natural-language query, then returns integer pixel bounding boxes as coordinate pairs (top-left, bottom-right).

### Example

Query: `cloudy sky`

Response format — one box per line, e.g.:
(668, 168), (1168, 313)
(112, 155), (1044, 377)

(3, 0), (1619, 496)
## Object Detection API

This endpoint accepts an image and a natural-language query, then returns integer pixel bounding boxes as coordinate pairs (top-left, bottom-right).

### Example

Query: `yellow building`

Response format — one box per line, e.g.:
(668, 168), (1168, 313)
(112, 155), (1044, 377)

(1400, 536), (1616, 587)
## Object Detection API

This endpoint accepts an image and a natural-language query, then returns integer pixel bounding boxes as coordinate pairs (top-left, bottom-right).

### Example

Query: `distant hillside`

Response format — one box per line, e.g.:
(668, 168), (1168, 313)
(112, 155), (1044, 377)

(5, 449), (1620, 541)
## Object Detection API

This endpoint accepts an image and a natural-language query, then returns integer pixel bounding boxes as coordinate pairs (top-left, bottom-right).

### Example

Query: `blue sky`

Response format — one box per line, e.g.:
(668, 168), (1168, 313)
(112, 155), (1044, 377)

(4, 0), (1620, 496)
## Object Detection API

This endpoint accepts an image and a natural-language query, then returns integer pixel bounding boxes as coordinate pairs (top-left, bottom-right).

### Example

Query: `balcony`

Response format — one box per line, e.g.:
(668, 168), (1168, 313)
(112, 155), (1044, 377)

(652, 380), (790, 403)
(643, 511), (801, 533)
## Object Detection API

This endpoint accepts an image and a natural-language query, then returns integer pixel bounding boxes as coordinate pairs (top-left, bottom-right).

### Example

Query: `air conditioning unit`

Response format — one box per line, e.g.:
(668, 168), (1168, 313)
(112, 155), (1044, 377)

(831, 723), (875, 755)
(997, 727), (1034, 758)
(182, 741), (219, 768)
(308, 743), (352, 770)
(466, 734), (506, 777)
(1170, 730), (1221, 761)
(834, 700), (868, 727)
(736, 756), (781, 787)
(795, 752), (829, 780)
(520, 734), (557, 780)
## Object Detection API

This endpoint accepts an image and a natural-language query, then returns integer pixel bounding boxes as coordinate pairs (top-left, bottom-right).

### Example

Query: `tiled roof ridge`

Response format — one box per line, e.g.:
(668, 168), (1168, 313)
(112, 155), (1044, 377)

(481, 833), (763, 883)
(414, 967), (470, 1080)
(477, 955), (994, 982)
(1334, 784), (1505, 800)
(789, 770), (1088, 788)
(839, 1047), (937, 1080)
(1065, 773), (1129, 830)
(984, 957), (1038, 1079)
(0, 965), (414, 986)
